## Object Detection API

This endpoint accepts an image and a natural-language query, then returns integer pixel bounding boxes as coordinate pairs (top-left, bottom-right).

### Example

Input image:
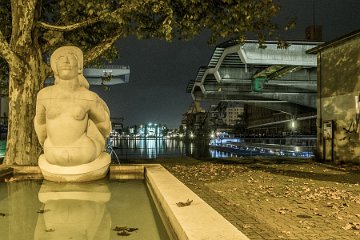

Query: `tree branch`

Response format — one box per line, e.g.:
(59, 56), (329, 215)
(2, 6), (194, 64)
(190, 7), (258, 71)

(37, 15), (104, 32)
(83, 29), (123, 65)
(0, 30), (20, 64)
(10, 0), (38, 50)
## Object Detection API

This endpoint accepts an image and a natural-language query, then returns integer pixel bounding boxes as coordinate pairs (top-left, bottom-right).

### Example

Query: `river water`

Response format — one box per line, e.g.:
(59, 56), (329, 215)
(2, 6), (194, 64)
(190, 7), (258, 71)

(111, 138), (210, 160)
(110, 137), (315, 161)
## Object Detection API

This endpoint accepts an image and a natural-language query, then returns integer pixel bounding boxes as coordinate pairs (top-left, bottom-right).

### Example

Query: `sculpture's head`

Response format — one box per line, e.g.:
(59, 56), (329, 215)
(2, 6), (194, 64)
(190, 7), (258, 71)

(51, 46), (89, 88)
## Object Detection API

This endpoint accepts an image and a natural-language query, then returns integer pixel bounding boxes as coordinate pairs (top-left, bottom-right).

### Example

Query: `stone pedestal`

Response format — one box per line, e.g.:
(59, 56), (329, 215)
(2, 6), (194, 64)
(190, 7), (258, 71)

(38, 152), (111, 182)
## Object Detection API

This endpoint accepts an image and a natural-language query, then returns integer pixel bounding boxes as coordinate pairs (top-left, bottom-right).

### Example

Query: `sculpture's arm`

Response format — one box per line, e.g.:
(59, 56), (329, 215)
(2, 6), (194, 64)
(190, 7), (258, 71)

(34, 99), (47, 146)
(88, 97), (111, 138)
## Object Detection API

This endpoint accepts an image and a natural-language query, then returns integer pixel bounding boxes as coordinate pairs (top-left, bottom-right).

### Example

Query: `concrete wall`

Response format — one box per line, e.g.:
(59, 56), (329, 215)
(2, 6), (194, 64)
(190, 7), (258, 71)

(317, 34), (360, 163)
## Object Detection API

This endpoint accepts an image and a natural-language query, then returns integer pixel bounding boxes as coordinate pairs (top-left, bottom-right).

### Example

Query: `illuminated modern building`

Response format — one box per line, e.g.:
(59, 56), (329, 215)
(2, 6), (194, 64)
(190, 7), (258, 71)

(127, 123), (168, 138)
(186, 39), (321, 137)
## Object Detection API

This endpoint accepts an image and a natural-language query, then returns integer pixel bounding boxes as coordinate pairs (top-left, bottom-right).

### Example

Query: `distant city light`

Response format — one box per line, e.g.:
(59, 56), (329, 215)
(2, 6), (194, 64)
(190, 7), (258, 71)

(291, 119), (296, 129)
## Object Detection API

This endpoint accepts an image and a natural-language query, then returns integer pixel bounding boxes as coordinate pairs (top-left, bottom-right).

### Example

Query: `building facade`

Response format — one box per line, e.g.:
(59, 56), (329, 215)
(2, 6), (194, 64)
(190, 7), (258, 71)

(308, 30), (360, 163)
(224, 106), (244, 126)
(244, 104), (316, 137)
(181, 101), (208, 137)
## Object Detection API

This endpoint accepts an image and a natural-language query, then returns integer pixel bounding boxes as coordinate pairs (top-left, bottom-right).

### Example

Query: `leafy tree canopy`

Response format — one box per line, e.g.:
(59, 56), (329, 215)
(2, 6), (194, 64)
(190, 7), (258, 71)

(0, 0), (292, 92)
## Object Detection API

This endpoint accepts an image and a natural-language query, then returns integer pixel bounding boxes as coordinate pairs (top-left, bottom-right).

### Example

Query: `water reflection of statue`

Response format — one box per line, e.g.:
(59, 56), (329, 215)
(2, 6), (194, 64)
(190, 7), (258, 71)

(34, 46), (111, 182)
(34, 181), (111, 240)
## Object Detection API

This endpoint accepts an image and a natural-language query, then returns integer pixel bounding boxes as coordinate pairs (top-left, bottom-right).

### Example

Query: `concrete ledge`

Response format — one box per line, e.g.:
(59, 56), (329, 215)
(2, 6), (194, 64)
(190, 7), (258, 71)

(0, 166), (13, 179)
(109, 164), (161, 180)
(110, 164), (145, 179)
(146, 165), (249, 240)
(11, 165), (41, 174)
(0, 165), (43, 181)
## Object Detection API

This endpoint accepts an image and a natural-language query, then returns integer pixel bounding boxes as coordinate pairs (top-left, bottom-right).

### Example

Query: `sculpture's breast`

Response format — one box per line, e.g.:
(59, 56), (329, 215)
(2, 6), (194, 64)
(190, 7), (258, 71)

(47, 104), (62, 119)
(72, 106), (87, 120)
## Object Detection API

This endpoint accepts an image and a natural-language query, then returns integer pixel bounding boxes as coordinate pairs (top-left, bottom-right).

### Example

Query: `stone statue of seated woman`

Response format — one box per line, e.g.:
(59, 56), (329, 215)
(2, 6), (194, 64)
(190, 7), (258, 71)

(34, 46), (111, 182)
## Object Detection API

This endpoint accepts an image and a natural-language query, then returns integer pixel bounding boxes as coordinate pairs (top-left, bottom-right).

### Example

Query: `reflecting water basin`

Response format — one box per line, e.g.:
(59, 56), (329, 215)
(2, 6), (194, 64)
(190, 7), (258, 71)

(0, 179), (169, 240)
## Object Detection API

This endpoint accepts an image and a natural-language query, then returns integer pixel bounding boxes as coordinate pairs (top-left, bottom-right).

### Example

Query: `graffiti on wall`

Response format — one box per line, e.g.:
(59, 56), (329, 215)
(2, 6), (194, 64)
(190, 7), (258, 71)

(319, 36), (360, 163)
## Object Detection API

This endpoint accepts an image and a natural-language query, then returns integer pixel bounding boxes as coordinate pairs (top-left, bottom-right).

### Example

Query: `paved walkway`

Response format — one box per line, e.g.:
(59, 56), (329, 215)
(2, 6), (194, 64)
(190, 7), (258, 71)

(156, 157), (360, 240)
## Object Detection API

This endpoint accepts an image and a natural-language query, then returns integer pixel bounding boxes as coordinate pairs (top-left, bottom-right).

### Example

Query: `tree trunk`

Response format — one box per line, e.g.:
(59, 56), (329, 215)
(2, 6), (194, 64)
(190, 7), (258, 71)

(1, 0), (46, 165)
(4, 50), (45, 165)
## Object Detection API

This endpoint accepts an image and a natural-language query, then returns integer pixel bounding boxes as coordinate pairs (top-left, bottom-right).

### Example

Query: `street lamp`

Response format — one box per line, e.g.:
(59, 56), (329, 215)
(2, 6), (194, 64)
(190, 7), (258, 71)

(291, 119), (296, 129)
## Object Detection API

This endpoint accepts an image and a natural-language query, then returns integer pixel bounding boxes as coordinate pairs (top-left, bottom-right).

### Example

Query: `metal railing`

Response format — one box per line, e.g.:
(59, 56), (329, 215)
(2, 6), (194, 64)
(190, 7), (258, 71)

(210, 136), (316, 158)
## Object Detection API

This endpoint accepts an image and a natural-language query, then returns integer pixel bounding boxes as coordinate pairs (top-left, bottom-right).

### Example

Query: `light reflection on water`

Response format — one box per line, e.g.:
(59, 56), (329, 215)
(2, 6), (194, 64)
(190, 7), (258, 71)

(209, 150), (240, 158)
(112, 138), (209, 159)
(35, 181), (111, 240)
(111, 138), (314, 160)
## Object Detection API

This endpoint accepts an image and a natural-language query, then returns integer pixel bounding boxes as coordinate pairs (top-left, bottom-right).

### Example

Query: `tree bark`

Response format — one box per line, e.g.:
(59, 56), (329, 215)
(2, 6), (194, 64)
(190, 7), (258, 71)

(1, 0), (45, 165)
(4, 49), (45, 165)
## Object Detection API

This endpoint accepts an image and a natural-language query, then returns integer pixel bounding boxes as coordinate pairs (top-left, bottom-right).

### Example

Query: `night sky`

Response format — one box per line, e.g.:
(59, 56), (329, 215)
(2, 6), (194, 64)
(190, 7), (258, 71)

(91, 0), (360, 129)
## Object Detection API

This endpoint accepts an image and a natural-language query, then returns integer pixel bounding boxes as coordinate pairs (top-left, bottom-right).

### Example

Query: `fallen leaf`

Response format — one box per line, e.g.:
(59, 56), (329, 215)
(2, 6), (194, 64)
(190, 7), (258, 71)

(176, 199), (193, 207)
(127, 228), (138, 232)
(242, 224), (250, 229)
(343, 223), (353, 230)
(113, 226), (128, 231)
(37, 209), (50, 214)
(117, 230), (130, 236)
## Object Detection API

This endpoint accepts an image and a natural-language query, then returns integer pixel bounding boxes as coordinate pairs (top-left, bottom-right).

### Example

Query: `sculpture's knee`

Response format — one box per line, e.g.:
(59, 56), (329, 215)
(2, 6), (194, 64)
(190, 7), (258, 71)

(60, 150), (71, 164)
(45, 148), (71, 166)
